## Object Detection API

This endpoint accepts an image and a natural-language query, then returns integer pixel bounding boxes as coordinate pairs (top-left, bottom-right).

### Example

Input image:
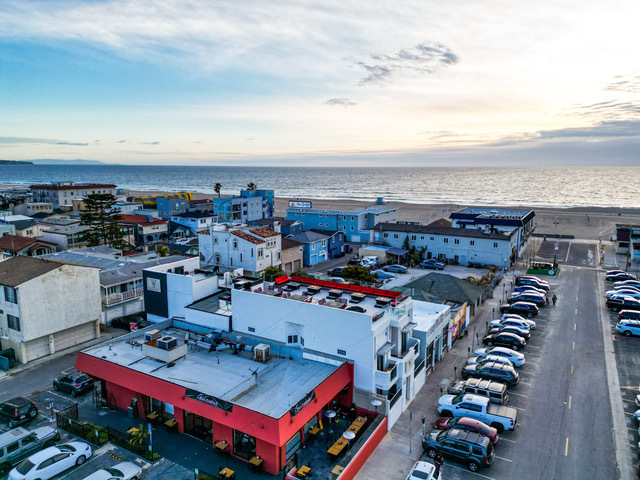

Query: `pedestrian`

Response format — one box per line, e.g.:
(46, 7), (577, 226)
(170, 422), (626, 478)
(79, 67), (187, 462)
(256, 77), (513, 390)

(434, 452), (444, 474)
(552, 294), (557, 306)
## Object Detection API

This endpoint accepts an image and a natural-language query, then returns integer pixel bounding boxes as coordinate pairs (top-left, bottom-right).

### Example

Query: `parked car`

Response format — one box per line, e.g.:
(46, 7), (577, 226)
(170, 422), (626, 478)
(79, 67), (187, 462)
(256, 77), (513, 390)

(420, 259), (445, 270)
(432, 416), (500, 445)
(438, 394), (518, 433)
(606, 272), (637, 281)
(607, 269), (627, 276)
(371, 270), (397, 280)
(482, 332), (526, 350)
(500, 313), (536, 330)
(507, 292), (546, 307)
(361, 256), (379, 267)
(474, 346), (525, 367)
(466, 355), (515, 370)
(461, 362), (519, 387)
(110, 314), (149, 331)
(447, 377), (510, 406)
(491, 317), (536, 331)
(516, 275), (549, 286)
(514, 276), (550, 291)
(422, 428), (495, 472)
(0, 398), (38, 428)
(487, 325), (531, 341)
(0, 427), (59, 476)
(512, 285), (547, 296)
(327, 277), (349, 284)
(616, 319), (640, 337)
(613, 284), (640, 293)
(500, 301), (539, 317)
(327, 267), (346, 277)
(620, 310), (640, 321)
(405, 461), (438, 480)
(8, 442), (92, 480)
(606, 296), (640, 312)
(53, 373), (94, 397)
(606, 289), (640, 299)
(614, 279), (640, 289)
(82, 461), (142, 480)
(383, 264), (408, 273)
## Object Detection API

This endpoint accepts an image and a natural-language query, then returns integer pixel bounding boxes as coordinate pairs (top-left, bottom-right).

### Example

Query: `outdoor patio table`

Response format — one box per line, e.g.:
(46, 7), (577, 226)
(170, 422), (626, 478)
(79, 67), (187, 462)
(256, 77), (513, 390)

(250, 456), (264, 473)
(297, 465), (311, 478)
(219, 467), (235, 479)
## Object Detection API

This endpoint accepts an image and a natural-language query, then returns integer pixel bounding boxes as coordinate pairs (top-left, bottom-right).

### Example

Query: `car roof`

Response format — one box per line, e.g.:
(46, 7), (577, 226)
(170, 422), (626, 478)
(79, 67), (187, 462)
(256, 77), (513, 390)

(2, 397), (30, 407)
(619, 319), (640, 325)
(26, 445), (62, 463)
(445, 427), (490, 446)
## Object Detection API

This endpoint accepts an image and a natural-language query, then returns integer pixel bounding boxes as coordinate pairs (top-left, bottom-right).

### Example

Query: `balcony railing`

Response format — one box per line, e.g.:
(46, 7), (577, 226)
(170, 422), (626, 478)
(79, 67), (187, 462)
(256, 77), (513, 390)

(414, 359), (425, 375)
(375, 364), (397, 389)
(101, 287), (144, 306)
(389, 388), (403, 409)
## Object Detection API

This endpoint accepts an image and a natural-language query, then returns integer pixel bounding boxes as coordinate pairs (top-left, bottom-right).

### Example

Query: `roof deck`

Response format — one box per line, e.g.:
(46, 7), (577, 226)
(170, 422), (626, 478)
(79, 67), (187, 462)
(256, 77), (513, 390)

(80, 326), (340, 419)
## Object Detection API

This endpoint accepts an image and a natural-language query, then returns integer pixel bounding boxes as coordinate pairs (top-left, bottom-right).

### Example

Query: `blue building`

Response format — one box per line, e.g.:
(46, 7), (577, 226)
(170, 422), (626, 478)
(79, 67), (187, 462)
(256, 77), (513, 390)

(157, 197), (190, 219)
(285, 205), (397, 242)
(255, 217), (303, 236)
(286, 231), (330, 266)
(212, 189), (274, 225)
(310, 229), (345, 258)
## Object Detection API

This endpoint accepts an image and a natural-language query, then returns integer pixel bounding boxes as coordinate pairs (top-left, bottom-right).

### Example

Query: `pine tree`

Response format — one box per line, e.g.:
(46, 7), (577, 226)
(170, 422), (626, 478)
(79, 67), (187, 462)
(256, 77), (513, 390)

(80, 193), (125, 247)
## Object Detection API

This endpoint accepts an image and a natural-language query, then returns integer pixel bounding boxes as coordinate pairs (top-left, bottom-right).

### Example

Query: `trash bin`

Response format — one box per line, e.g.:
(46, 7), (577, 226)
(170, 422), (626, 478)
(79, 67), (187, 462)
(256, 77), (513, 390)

(127, 406), (135, 418)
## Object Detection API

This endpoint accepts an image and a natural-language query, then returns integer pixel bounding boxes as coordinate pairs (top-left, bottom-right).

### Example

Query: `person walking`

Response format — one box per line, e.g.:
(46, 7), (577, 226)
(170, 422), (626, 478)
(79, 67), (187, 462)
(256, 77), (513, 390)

(434, 452), (444, 475)
(552, 294), (557, 306)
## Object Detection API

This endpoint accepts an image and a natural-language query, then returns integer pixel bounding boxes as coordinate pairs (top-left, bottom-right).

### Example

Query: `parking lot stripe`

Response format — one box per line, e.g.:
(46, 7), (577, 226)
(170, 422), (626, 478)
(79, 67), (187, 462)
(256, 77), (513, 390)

(513, 406), (526, 411)
(574, 322), (577, 330)
(571, 365), (574, 374)
(446, 463), (498, 479)
(510, 392), (528, 398)
(500, 437), (517, 444)
(572, 341), (575, 350)
(568, 396), (572, 409)
(575, 308), (578, 315)
(565, 437), (569, 456)
(495, 455), (512, 462)
(625, 411), (637, 416)
(518, 381), (532, 386)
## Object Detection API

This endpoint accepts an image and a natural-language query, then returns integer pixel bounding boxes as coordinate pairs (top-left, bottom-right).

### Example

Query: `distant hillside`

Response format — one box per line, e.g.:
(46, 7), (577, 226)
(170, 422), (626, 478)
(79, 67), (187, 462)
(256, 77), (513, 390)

(30, 159), (107, 165)
(0, 160), (34, 165)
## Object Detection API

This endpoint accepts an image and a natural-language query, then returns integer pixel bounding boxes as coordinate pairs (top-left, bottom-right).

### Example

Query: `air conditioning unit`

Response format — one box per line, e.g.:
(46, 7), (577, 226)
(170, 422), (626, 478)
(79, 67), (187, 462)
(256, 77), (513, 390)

(144, 329), (162, 343)
(254, 344), (270, 363)
(157, 336), (178, 351)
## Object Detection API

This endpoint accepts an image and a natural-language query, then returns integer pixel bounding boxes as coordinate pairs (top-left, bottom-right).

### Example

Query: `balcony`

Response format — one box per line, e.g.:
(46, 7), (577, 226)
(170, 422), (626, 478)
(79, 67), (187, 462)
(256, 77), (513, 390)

(375, 364), (397, 390)
(101, 287), (144, 306)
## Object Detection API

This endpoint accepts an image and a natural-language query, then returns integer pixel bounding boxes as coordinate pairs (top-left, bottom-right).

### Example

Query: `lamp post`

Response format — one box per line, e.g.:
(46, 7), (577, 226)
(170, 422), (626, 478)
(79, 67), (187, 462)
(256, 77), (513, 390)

(371, 399), (382, 416)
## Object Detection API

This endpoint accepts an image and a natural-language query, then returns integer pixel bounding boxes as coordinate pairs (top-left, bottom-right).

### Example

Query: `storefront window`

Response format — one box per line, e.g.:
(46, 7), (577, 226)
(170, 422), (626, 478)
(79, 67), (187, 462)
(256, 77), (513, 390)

(233, 430), (256, 460)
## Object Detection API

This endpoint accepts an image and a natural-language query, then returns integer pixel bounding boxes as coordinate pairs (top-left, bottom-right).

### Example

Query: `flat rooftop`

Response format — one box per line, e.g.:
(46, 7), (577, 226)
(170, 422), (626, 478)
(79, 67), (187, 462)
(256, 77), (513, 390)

(453, 207), (533, 218)
(260, 276), (405, 316)
(286, 205), (396, 216)
(81, 327), (340, 419)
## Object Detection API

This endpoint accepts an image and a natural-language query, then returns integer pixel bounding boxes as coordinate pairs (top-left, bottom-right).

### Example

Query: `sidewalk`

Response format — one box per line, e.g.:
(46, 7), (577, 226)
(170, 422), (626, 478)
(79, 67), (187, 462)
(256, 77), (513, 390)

(354, 290), (504, 480)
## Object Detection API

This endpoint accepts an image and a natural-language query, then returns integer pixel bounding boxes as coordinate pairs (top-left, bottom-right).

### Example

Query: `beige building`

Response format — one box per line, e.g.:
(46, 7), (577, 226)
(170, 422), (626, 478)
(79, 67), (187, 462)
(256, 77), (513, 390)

(281, 237), (304, 272)
(0, 256), (101, 364)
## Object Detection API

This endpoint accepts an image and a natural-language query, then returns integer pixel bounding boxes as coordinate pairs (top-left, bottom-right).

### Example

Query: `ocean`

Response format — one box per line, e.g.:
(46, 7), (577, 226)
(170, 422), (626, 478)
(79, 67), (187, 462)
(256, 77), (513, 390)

(1, 164), (638, 209)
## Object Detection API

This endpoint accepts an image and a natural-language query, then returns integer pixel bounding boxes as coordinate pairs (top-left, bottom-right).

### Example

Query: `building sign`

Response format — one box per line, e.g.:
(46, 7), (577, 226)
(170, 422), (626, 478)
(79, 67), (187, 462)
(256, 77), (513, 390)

(185, 389), (233, 412)
(146, 277), (162, 293)
(450, 303), (468, 342)
(289, 390), (316, 417)
(288, 200), (312, 209)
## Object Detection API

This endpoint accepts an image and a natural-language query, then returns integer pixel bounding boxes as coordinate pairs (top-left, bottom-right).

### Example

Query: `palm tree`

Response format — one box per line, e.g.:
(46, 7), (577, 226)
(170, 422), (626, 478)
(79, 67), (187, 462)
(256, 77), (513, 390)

(246, 182), (258, 191)
(214, 183), (222, 198)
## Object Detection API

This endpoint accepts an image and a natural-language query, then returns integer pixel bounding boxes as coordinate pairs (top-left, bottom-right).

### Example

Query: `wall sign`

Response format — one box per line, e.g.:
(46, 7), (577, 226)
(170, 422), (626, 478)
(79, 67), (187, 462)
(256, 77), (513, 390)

(288, 200), (312, 209)
(146, 277), (162, 293)
(289, 390), (316, 417)
(185, 389), (234, 412)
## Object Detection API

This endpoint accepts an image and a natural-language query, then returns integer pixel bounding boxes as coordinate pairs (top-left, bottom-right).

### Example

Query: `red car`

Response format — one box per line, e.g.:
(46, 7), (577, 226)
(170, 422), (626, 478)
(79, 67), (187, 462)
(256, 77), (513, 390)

(432, 416), (500, 445)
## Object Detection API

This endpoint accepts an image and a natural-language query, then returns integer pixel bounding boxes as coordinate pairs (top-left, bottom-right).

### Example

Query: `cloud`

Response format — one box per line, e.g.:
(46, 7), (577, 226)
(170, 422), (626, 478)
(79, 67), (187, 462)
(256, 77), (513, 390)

(325, 98), (356, 107)
(604, 73), (640, 94)
(55, 141), (88, 146)
(355, 41), (459, 85)
(140, 141), (160, 145)
(117, 140), (126, 143)
(0, 136), (88, 146)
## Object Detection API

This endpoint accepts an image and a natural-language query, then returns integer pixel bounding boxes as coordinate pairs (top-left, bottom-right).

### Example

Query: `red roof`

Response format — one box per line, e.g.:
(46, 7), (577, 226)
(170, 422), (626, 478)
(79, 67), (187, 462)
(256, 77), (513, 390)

(230, 230), (264, 245)
(29, 183), (116, 191)
(0, 235), (57, 253)
(250, 227), (279, 238)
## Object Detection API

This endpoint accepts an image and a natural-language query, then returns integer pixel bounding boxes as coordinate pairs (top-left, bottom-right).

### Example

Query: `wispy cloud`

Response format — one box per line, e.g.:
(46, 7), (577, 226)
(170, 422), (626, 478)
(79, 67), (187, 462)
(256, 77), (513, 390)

(325, 98), (356, 107)
(604, 73), (640, 94)
(56, 141), (88, 146)
(355, 41), (459, 85)
(140, 141), (160, 145)
(0, 136), (87, 146)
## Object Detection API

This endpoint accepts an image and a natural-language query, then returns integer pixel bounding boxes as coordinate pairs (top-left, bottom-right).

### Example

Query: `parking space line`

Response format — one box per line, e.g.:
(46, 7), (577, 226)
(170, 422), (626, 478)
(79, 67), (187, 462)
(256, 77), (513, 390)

(445, 463), (498, 479)
(627, 427), (637, 432)
(575, 308), (578, 315)
(518, 381), (532, 386)
(513, 406), (526, 411)
(510, 392), (528, 398)
(625, 412), (637, 416)
(572, 342), (575, 350)
(500, 437), (517, 444)
(526, 345), (541, 349)
(495, 455), (512, 462)
(565, 437), (569, 456)
(574, 323), (577, 330)
(571, 365), (574, 374)
(568, 396), (572, 409)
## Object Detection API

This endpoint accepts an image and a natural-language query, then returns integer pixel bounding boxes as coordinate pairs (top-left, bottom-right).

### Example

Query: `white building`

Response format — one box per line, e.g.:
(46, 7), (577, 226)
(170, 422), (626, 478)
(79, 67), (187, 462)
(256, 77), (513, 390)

(374, 222), (518, 269)
(0, 256), (101, 364)
(199, 225), (281, 276)
(12, 202), (54, 216)
(170, 212), (218, 236)
(29, 182), (117, 209)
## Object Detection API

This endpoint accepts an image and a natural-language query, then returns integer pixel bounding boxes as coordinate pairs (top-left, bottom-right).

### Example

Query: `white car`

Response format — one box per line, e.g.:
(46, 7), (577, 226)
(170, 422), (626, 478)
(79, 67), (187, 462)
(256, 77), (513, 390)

(490, 318), (533, 333)
(614, 280), (640, 289)
(500, 314), (536, 330)
(614, 284), (640, 293)
(82, 462), (142, 480)
(473, 346), (525, 367)
(606, 290), (640, 299)
(9, 442), (92, 480)
(405, 460), (438, 480)
(466, 354), (515, 369)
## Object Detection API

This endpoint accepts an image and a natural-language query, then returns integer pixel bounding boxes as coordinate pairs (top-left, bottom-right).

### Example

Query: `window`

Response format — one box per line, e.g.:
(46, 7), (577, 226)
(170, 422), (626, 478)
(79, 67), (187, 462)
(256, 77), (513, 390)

(420, 236), (424, 240)
(430, 237), (435, 241)
(342, 225), (346, 230)
(321, 240), (326, 247)
(350, 226), (354, 231)
(411, 235), (416, 240)
(3, 286), (17, 303)
(443, 238), (449, 244)
(337, 349), (346, 356)
(6, 441), (19, 453)
(233, 240), (238, 249)
(494, 242), (499, 248)
(7, 315), (20, 331)
(240, 253), (243, 262)
(287, 335), (303, 345)
(454, 239), (460, 245)
(251, 248), (254, 257)
(383, 233), (388, 238)
(351, 216), (354, 221)
(470, 240), (475, 246)
(393, 234), (398, 239)
(343, 216), (346, 220)
(312, 243), (315, 250)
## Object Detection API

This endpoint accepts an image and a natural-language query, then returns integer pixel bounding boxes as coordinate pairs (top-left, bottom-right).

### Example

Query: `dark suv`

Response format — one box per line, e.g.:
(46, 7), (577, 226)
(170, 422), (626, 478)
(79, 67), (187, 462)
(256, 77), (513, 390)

(0, 398), (38, 428)
(620, 310), (640, 321)
(53, 373), (94, 397)
(461, 361), (519, 387)
(422, 428), (495, 472)
(500, 301), (539, 317)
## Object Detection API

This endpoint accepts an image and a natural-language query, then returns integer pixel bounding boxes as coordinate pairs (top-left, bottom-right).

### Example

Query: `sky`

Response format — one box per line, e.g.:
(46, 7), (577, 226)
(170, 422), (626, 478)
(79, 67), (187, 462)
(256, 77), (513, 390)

(0, 0), (639, 166)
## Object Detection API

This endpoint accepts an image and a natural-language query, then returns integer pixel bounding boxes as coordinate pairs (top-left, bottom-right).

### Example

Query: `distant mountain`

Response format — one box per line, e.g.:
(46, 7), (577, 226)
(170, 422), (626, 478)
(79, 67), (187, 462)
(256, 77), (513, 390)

(30, 159), (107, 165)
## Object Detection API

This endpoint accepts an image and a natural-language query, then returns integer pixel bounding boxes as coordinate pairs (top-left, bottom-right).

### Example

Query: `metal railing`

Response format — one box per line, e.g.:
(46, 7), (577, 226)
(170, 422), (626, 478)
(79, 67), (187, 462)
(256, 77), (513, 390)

(101, 287), (144, 306)
(389, 388), (403, 408)
(414, 359), (425, 374)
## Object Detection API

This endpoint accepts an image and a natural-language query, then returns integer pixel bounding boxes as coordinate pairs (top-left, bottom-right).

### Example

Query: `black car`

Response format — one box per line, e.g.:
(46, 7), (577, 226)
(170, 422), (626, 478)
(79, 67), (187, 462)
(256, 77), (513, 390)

(507, 292), (546, 307)
(606, 296), (640, 312)
(53, 373), (94, 396)
(111, 314), (150, 331)
(487, 325), (531, 341)
(461, 362), (519, 387)
(620, 310), (640, 321)
(515, 276), (550, 291)
(327, 267), (346, 277)
(0, 398), (38, 428)
(482, 332), (526, 350)
(420, 259), (445, 270)
(606, 272), (637, 281)
(500, 301), (539, 317)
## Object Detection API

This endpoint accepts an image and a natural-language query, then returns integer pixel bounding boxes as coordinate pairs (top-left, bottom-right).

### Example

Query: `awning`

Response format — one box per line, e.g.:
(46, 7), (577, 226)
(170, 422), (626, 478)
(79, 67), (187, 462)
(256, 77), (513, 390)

(386, 247), (408, 256)
(377, 342), (395, 356)
(402, 322), (418, 333)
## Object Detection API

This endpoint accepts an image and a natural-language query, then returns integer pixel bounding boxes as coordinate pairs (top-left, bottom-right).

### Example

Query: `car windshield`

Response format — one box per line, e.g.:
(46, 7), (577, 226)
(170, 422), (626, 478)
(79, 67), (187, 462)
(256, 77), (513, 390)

(106, 467), (124, 476)
(452, 395), (463, 404)
(478, 424), (491, 435)
(436, 430), (448, 442)
(58, 444), (76, 452)
(448, 417), (459, 426)
(412, 470), (432, 479)
(75, 375), (90, 383)
(16, 460), (35, 474)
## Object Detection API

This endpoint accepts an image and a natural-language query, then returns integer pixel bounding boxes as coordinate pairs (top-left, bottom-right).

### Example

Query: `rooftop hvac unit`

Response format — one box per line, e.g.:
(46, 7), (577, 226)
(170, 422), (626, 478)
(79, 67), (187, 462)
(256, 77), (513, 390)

(157, 335), (178, 351)
(254, 344), (270, 363)
(144, 329), (162, 343)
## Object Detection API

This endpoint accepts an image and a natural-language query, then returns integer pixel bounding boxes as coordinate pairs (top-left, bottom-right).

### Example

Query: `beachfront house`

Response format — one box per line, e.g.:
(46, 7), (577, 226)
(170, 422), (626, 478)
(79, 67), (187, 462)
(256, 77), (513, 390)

(212, 189), (274, 225)
(285, 230), (330, 266)
(29, 181), (117, 209)
(255, 217), (304, 236)
(118, 214), (168, 246)
(170, 212), (217, 237)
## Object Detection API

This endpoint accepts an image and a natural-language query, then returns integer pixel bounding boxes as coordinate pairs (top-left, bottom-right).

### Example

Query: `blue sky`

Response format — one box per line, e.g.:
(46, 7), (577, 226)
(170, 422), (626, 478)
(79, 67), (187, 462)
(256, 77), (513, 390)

(1, 0), (639, 166)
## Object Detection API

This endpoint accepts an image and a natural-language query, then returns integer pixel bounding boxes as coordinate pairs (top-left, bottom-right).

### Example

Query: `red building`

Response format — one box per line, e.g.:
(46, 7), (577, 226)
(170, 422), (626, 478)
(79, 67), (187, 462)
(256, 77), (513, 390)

(75, 323), (353, 474)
